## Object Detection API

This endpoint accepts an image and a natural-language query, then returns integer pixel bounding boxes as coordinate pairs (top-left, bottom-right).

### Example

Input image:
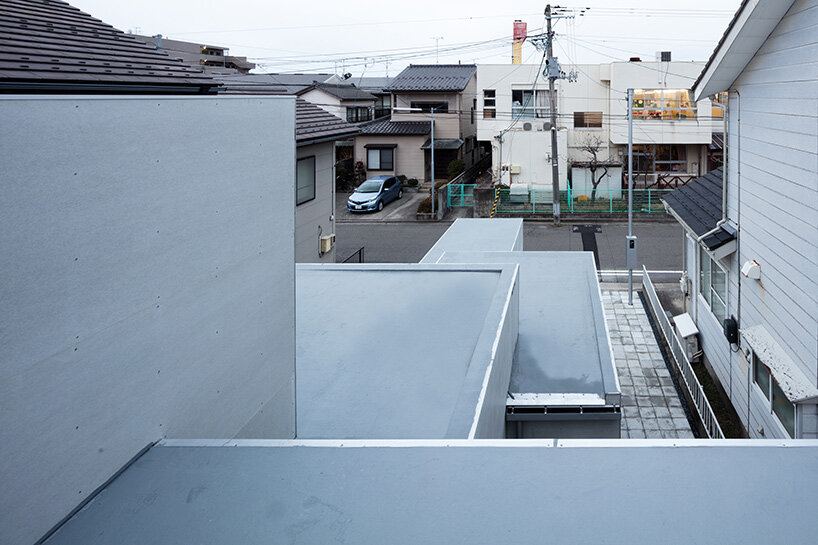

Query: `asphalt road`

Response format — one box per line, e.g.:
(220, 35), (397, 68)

(336, 220), (685, 280)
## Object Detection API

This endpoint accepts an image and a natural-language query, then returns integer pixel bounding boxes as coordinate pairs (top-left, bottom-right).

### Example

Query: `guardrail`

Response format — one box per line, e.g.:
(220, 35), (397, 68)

(641, 266), (724, 439)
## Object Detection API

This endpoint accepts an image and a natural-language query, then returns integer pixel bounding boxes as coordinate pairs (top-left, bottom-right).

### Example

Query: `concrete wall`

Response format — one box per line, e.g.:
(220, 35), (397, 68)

(296, 141), (335, 263)
(689, 0), (818, 439)
(0, 95), (297, 545)
(492, 127), (569, 189)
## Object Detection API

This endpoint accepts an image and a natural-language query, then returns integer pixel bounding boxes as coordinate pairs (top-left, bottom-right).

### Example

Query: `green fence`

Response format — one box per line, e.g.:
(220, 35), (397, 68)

(447, 183), (477, 207)
(490, 187), (672, 215)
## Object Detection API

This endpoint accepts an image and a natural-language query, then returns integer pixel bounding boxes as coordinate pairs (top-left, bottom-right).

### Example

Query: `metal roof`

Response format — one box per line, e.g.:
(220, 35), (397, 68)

(420, 138), (463, 150)
(358, 117), (431, 135)
(741, 325), (818, 404)
(295, 263), (518, 439)
(298, 83), (377, 101)
(662, 168), (736, 250)
(353, 76), (392, 93)
(439, 252), (619, 404)
(387, 64), (476, 92)
(692, 0), (796, 99)
(0, 0), (218, 93)
(43, 440), (818, 545)
(421, 218), (523, 264)
(214, 73), (335, 94)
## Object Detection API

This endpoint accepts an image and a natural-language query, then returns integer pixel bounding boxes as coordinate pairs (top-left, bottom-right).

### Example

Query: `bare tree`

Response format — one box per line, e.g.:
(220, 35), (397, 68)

(579, 135), (610, 202)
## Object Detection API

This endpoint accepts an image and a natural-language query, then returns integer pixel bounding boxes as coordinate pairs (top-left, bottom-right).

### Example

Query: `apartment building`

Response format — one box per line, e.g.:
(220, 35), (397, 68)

(475, 59), (724, 196)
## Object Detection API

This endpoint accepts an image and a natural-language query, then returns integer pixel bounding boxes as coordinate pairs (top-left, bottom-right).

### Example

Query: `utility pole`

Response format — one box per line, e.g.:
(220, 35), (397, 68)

(545, 5), (560, 225)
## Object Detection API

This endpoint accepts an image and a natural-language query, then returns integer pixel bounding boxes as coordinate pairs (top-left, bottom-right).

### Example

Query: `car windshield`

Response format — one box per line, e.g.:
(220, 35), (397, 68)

(357, 180), (382, 193)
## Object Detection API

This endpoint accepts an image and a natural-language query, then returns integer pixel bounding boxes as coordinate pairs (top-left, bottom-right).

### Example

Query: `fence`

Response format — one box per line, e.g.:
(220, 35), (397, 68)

(447, 183), (476, 207)
(641, 266), (724, 439)
(474, 187), (672, 215)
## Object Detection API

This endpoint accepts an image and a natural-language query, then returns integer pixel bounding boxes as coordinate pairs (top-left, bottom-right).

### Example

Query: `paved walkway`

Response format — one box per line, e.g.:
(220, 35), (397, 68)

(602, 289), (695, 439)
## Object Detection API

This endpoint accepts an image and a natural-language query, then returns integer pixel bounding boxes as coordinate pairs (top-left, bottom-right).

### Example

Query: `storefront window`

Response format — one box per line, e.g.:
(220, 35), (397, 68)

(633, 89), (697, 120)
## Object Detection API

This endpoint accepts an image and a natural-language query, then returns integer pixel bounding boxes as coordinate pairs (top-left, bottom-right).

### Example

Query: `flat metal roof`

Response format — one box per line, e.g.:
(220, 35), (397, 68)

(45, 439), (818, 545)
(439, 252), (619, 404)
(295, 264), (518, 438)
(421, 218), (523, 264)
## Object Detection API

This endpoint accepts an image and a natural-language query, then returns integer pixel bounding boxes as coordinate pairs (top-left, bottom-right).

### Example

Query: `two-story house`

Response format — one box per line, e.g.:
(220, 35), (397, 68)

(354, 64), (480, 182)
(296, 83), (377, 124)
(663, 0), (818, 438)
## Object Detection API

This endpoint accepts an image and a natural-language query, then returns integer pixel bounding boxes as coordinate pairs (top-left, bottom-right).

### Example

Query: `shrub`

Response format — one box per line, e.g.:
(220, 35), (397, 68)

(405, 178), (419, 187)
(447, 159), (465, 180)
(417, 196), (432, 214)
(397, 174), (408, 182)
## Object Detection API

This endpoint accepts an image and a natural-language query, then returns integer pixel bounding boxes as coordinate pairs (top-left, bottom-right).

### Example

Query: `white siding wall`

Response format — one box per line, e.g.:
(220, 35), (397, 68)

(693, 0), (818, 438)
(296, 142), (336, 263)
(0, 95), (297, 544)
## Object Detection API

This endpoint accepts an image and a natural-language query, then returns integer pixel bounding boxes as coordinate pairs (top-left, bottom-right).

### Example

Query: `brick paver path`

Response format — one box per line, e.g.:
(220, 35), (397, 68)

(602, 289), (695, 439)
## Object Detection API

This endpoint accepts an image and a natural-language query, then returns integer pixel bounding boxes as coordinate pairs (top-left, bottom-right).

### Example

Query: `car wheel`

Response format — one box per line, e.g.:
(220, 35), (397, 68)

(377, 200), (384, 212)
(398, 189), (403, 199)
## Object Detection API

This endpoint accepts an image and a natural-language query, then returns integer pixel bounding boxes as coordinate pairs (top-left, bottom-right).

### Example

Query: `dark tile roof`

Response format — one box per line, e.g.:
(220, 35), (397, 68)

(299, 83), (376, 101)
(0, 0), (217, 93)
(662, 167), (735, 250)
(387, 64), (476, 92)
(420, 138), (463, 150)
(358, 117), (431, 136)
(295, 98), (358, 145)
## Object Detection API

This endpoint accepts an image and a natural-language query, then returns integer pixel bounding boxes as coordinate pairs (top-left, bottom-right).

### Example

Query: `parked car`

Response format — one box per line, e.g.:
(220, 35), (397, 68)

(347, 175), (403, 212)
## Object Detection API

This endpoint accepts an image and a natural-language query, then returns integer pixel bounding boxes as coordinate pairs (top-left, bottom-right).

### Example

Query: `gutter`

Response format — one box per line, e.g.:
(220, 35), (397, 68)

(297, 130), (359, 148)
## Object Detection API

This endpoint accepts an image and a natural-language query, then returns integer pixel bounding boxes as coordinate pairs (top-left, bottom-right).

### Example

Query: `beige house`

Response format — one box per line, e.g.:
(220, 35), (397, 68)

(354, 64), (482, 182)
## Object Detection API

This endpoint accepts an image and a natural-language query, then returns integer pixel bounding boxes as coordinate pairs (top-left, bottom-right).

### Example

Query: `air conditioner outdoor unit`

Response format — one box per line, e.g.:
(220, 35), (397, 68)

(542, 122), (552, 131)
(320, 234), (335, 254)
(522, 122), (532, 131)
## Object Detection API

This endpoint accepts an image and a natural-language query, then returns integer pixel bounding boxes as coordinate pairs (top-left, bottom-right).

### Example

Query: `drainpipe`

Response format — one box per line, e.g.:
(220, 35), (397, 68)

(696, 100), (729, 243)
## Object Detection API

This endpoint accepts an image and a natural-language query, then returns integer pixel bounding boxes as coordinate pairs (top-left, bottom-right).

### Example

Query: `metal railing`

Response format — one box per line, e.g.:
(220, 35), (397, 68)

(447, 183), (476, 207)
(642, 266), (724, 439)
(482, 187), (672, 215)
(341, 246), (365, 263)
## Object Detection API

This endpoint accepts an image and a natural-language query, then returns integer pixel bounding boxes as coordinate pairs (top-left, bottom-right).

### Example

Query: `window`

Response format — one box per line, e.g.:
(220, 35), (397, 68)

(296, 156), (316, 205)
(631, 144), (687, 173)
(574, 111), (603, 128)
(346, 106), (372, 123)
(699, 247), (726, 323)
(374, 95), (391, 118)
(483, 90), (496, 118)
(752, 353), (796, 437)
(632, 89), (696, 120)
(367, 147), (394, 170)
(410, 102), (448, 113)
(511, 89), (550, 119)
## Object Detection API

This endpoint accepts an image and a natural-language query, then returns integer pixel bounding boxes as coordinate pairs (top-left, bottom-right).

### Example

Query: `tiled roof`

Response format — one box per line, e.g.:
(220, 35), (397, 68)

(299, 83), (376, 101)
(387, 64), (476, 92)
(358, 117), (431, 136)
(662, 167), (735, 250)
(0, 0), (217, 93)
(295, 98), (359, 145)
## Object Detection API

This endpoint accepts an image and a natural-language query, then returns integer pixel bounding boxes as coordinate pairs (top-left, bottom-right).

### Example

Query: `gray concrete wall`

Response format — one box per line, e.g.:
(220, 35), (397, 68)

(296, 141), (335, 263)
(0, 95), (296, 545)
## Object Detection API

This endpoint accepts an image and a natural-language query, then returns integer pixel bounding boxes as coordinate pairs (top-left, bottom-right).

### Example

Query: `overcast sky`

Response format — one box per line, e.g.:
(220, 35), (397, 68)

(71, 0), (741, 77)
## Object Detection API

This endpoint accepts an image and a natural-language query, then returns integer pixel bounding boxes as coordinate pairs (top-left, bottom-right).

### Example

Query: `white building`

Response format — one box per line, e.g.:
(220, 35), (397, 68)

(664, 0), (818, 439)
(475, 59), (724, 197)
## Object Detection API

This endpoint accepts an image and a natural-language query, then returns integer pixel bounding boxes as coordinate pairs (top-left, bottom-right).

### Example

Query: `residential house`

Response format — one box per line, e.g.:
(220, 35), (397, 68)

(217, 76), (360, 263)
(475, 60), (723, 197)
(132, 35), (255, 74)
(664, 0), (818, 438)
(355, 64), (482, 182)
(0, 2), (297, 543)
(215, 72), (337, 94)
(297, 82), (377, 123)
(355, 76), (393, 118)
